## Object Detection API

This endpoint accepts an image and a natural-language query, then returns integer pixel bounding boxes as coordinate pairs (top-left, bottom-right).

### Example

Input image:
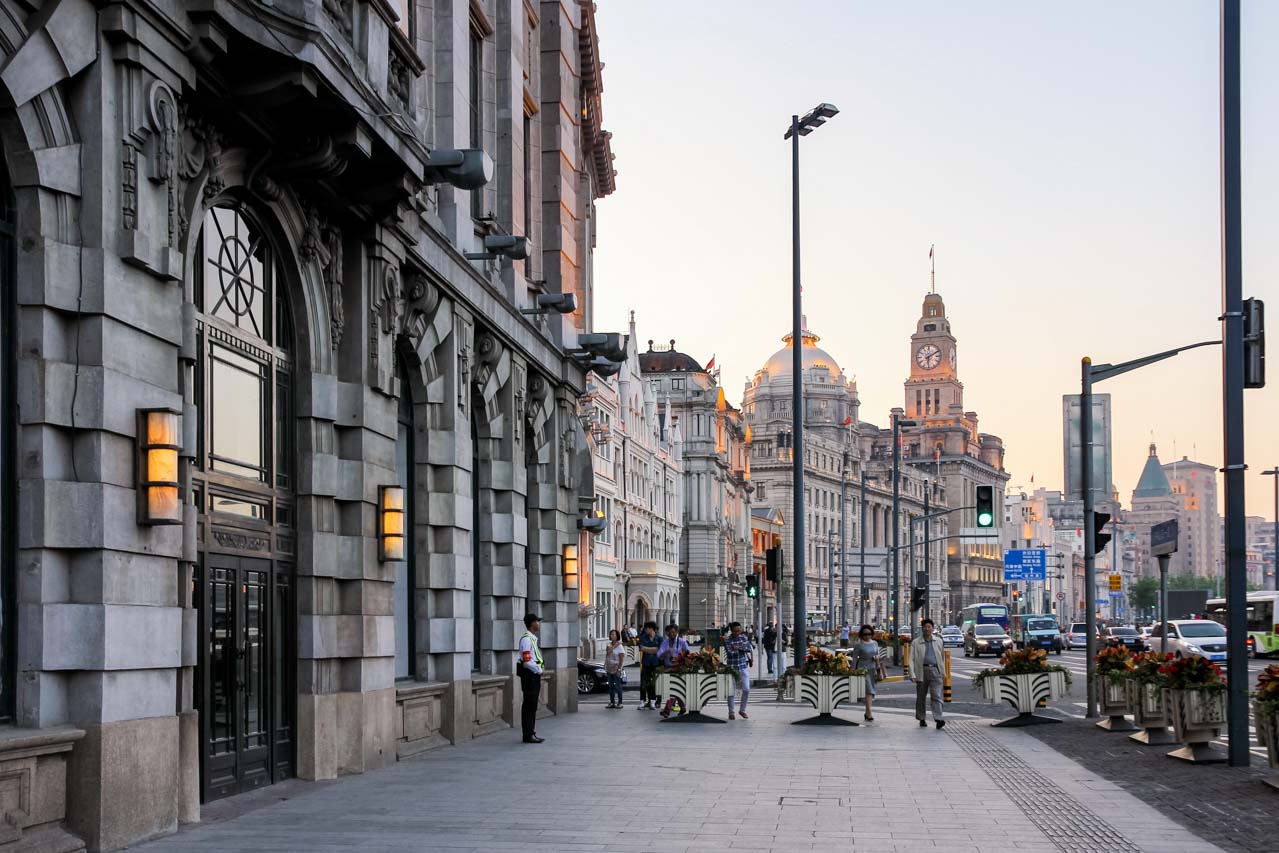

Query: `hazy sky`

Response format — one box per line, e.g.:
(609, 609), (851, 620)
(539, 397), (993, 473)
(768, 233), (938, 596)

(591, 1), (1279, 521)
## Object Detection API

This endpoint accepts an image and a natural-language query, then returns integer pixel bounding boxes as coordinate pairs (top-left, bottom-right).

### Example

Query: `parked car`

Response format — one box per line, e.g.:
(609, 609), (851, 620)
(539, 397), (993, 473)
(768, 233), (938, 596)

(965, 623), (1013, 658)
(941, 625), (964, 648)
(577, 660), (609, 694)
(1101, 625), (1146, 652)
(1065, 622), (1089, 651)
(1147, 620), (1229, 665)
(1139, 625), (1154, 641)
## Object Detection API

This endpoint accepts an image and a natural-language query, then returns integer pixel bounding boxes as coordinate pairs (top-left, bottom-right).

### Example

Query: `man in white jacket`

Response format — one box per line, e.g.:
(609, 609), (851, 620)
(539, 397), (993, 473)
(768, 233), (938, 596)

(518, 613), (544, 743)
(910, 618), (946, 730)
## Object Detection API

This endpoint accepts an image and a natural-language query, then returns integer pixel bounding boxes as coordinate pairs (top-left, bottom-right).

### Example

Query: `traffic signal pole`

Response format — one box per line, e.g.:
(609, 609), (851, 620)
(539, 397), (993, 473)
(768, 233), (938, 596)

(1081, 359), (1098, 719)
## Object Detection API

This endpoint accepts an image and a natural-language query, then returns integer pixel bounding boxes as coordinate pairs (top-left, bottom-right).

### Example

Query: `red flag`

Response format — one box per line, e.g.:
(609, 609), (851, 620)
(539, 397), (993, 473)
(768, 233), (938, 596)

(929, 244), (934, 259)
(705, 354), (716, 372)
(842, 416), (853, 426)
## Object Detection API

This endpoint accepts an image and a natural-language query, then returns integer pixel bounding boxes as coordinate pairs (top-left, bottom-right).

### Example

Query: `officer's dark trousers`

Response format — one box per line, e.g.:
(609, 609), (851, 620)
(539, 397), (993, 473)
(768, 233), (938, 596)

(518, 666), (541, 740)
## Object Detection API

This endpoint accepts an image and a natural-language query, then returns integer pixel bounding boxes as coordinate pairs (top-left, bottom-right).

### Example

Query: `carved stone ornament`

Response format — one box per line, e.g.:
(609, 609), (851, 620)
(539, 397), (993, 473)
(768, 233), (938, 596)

(178, 111), (225, 240)
(147, 82), (180, 247)
(380, 266), (403, 335)
(456, 316), (473, 415)
(473, 330), (500, 391)
(324, 224), (344, 348)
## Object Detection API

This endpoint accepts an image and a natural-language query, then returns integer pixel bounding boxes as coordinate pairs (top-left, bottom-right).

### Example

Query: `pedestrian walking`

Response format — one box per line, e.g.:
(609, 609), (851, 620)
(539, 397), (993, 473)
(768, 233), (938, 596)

(604, 629), (626, 708)
(851, 624), (885, 721)
(637, 622), (661, 710)
(517, 613), (545, 743)
(722, 621), (754, 720)
(839, 623), (851, 649)
(657, 625), (691, 717)
(762, 622), (777, 674)
(910, 618), (946, 730)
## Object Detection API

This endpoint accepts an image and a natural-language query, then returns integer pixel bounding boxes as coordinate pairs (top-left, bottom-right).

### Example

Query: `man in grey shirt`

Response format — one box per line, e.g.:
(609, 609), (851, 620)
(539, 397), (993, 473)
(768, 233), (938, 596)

(910, 618), (946, 730)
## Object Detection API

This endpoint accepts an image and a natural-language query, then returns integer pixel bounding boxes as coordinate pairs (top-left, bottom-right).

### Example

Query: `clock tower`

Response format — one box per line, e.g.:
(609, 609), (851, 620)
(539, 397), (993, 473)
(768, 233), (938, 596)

(905, 292), (963, 421)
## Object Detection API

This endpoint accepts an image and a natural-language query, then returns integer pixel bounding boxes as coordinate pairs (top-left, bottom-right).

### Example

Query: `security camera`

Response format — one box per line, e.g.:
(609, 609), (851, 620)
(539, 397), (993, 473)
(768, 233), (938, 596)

(423, 148), (494, 190)
(521, 293), (578, 315)
(575, 333), (627, 362)
(465, 234), (529, 262)
(578, 515), (608, 534)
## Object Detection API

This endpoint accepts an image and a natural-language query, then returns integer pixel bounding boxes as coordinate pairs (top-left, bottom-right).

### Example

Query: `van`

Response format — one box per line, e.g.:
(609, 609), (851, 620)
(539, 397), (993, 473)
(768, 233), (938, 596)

(1011, 614), (1063, 654)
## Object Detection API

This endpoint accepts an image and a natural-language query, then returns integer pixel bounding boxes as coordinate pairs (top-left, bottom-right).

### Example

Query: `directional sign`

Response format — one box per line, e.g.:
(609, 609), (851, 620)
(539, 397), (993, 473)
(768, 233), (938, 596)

(1151, 519), (1179, 557)
(1003, 548), (1047, 581)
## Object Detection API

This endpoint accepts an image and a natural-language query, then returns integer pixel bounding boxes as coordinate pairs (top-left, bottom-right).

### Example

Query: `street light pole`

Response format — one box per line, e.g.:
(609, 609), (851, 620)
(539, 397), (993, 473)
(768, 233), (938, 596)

(1220, 0), (1249, 768)
(784, 103), (838, 669)
(840, 450), (849, 628)
(859, 471), (871, 626)
(890, 412), (917, 665)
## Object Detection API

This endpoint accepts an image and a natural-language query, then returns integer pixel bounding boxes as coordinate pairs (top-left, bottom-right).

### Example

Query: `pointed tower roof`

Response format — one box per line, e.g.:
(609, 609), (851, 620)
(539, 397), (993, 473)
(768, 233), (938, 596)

(1134, 443), (1173, 498)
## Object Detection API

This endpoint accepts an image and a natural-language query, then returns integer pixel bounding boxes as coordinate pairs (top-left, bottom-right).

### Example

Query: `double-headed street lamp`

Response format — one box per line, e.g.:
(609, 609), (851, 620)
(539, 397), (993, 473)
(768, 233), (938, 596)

(785, 102), (839, 668)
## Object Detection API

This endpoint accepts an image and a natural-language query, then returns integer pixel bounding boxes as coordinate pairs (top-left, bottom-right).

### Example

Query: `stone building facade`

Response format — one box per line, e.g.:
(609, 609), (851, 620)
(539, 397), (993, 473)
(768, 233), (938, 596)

(0, 0), (616, 849)
(893, 292), (1009, 616)
(582, 314), (682, 653)
(1164, 455), (1222, 578)
(638, 342), (751, 632)
(742, 323), (941, 632)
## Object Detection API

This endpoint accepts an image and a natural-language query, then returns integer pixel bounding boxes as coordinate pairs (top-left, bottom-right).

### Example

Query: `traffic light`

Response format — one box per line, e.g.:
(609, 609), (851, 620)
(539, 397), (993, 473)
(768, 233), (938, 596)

(1092, 511), (1112, 553)
(746, 573), (760, 599)
(976, 485), (994, 528)
(765, 546), (782, 583)
(1011, 589), (1020, 601)
(910, 587), (926, 612)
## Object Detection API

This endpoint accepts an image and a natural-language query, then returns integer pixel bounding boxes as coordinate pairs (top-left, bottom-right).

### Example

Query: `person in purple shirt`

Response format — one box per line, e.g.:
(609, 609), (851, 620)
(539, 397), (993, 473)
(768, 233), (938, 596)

(657, 624), (690, 666)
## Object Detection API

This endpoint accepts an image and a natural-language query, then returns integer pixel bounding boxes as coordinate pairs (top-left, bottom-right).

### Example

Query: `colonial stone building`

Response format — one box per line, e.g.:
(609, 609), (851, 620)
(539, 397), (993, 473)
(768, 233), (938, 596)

(892, 291), (1009, 615)
(582, 314), (682, 654)
(638, 341), (751, 632)
(742, 322), (940, 632)
(0, 0), (615, 849)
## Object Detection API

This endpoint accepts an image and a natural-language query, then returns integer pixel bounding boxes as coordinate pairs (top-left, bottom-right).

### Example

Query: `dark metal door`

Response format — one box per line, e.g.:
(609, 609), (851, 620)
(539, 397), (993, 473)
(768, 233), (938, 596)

(200, 552), (292, 801)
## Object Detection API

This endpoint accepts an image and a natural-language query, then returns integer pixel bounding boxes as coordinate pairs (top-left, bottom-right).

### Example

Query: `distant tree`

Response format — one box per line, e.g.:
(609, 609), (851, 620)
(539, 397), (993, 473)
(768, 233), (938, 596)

(1130, 577), (1159, 611)
(1168, 574), (1209, 591)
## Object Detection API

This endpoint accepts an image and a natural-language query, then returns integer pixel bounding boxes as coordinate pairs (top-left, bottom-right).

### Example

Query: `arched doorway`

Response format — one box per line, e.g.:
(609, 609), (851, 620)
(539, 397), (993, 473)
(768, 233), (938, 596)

(192, 201), (297, 801)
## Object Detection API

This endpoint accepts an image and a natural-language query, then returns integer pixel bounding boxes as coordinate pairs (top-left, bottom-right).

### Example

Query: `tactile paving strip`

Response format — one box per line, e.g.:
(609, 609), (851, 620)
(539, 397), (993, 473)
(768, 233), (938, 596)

(948, 721), (1142, 853)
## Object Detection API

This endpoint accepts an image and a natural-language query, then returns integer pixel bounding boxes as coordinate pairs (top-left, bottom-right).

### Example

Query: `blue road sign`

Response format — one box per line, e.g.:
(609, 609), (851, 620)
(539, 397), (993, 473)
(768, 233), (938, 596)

(1003, 548), (1047, 581)
(1094, 598), (1108, 605)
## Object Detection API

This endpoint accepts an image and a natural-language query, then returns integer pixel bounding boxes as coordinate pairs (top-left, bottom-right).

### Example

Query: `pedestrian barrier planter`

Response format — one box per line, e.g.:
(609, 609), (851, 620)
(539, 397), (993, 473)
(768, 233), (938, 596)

(792, 674), (866, 726)
(1164, 687), (1227, 764)
(1093, 675), (1138, 732)
(1127, 680), (1176, 746)
(655, 672), (733, 723)
(980, 671), (1069, 727)
(1258, 709), (1279, 791)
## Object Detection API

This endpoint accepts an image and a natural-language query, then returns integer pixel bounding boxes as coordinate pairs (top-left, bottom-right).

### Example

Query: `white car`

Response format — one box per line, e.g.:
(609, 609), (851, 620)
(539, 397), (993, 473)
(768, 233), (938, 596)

(1064, 622), (1089, 651)
(1148, 620), (1229, 665)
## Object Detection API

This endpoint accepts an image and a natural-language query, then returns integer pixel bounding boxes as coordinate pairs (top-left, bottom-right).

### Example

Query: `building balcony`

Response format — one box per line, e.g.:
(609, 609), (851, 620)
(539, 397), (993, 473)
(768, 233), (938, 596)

(626, 559), (680, 582)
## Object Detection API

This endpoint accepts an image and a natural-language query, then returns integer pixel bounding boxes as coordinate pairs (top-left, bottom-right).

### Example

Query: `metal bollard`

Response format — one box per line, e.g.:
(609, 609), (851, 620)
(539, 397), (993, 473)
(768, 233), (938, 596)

(902, 639), (911, 677)
(943, 649), (952, 703)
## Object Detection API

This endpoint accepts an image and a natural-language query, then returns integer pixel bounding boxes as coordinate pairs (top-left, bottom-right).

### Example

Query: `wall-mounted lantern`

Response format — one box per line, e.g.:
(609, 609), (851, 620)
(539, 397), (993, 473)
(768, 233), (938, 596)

(562, 543), (579, 591)
(379, 485), (406, 561)
(137, 408), (182, 525)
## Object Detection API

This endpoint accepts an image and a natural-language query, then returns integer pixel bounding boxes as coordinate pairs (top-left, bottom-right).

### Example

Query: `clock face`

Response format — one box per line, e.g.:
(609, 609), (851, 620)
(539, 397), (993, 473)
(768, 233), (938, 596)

(916, 344), (942, 370)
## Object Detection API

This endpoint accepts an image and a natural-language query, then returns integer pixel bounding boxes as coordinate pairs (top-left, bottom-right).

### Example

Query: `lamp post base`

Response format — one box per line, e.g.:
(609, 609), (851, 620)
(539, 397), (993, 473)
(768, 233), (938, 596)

(792, 713), (859, 727)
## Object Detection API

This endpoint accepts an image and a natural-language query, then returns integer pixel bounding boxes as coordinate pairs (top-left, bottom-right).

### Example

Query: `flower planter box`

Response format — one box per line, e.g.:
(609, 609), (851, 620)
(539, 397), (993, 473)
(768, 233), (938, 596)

(981, 671), (1069, 727)
(1126, 679), (1175, 746)
(1093, 675), (1138, 732)
(1258, 709), (1279, 790)
(655, 672), (733, 723)
(791, 675), (867, 726)
(1163, 687), (1227, 763)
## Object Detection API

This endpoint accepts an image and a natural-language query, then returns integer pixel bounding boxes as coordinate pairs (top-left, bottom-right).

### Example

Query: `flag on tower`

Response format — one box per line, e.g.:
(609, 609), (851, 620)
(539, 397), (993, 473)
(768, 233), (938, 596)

(705, 354), (716, 372)
(929, 244), (934, 259)
(842, 416), (853, 426)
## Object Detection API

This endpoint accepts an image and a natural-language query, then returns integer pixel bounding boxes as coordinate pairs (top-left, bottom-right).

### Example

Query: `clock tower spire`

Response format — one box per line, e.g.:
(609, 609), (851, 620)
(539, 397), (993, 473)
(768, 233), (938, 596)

(905, 292), (964, 421)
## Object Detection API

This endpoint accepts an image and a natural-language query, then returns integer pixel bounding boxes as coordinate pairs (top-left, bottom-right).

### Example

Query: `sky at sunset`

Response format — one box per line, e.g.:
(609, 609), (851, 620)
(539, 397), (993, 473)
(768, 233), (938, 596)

(590, 1), (1279, 521)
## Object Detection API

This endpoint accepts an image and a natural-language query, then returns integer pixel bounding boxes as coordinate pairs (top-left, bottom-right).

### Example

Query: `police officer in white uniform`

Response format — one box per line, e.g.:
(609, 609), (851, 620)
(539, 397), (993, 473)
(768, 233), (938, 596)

(518, 613), (545, 743)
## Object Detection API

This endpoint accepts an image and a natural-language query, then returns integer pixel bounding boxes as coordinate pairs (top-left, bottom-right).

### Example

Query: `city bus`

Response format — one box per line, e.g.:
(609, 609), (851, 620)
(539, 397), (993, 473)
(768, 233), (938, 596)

(957, 603), (1011, 634)
(1205, 591), (1279, 657)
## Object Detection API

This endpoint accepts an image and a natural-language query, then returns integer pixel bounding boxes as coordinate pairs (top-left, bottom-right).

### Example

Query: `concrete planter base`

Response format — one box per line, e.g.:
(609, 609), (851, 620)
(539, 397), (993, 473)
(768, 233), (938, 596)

(792, 675), (866, 726)
(1257, 710), (1279, 790)
(1164, 688), (1228, 764)
(981, 671), (1068, 727)
(655, 672), (733, 721)
(1094, 675), (1138, 732)
(1127, 679), (1175, 745)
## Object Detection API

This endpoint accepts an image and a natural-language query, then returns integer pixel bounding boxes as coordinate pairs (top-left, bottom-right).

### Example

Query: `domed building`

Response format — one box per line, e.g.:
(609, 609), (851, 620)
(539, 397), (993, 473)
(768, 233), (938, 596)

(742, 321), (938, 632)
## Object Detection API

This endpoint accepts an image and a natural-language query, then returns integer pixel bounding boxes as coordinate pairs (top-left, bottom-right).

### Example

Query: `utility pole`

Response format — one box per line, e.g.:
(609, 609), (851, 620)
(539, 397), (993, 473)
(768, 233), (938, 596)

(859, 471), (872, 626)
(1219, 0), (1249, 767)
(1081, 359), (1098, 719)
(923, 483), (931, 623)
(840, 450), (849, 628)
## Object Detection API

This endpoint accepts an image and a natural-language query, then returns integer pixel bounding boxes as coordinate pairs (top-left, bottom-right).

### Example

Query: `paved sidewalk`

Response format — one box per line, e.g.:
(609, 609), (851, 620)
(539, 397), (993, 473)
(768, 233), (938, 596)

(139, 702), (1223, 853)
